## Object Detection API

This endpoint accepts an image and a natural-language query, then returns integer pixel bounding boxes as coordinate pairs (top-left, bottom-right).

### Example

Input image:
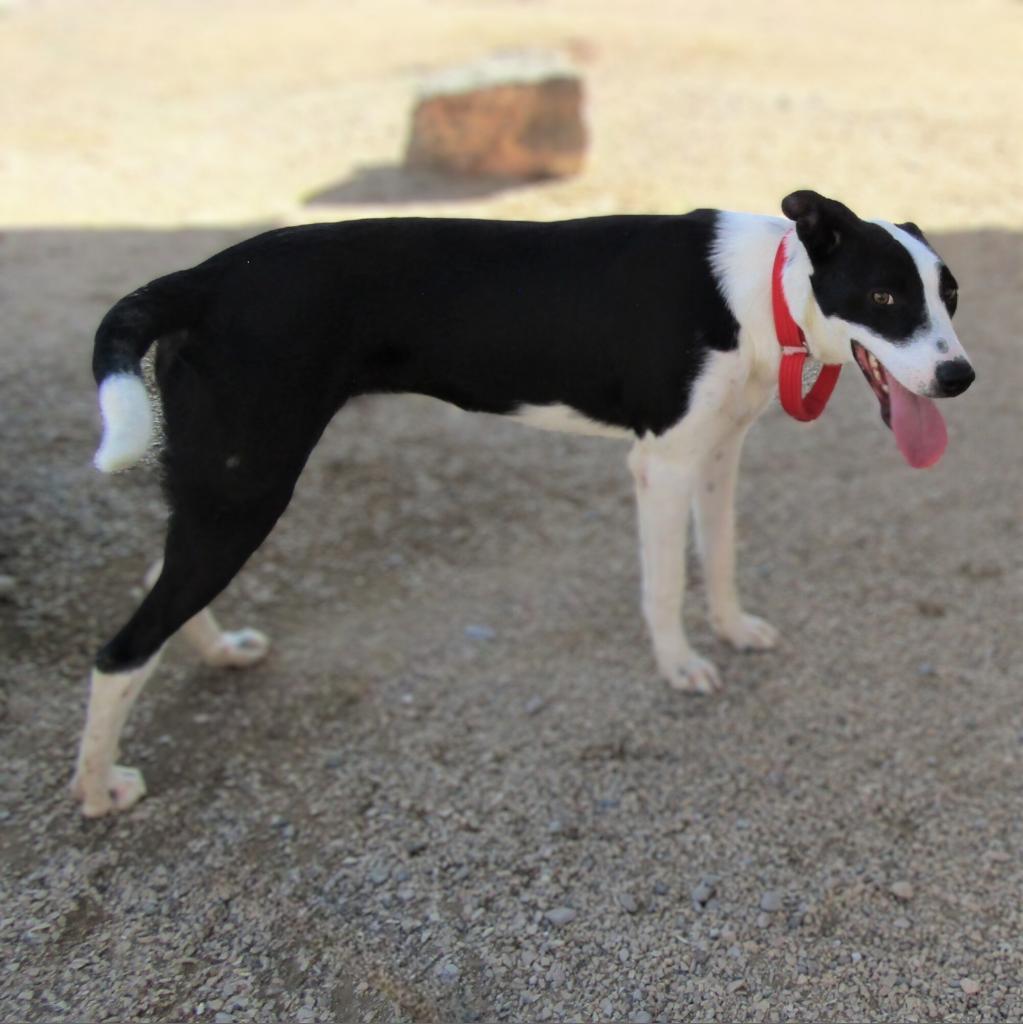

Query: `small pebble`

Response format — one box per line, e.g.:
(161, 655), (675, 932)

(369, 864), (390, 885)
(464, 624), (496, 641)
(652, 880), (669, 896)
(890, 880), (914, 901)
(893, 916), (911, 929)
(436, 962), (460, 983)
(691, 876), (717, 906)
(960, 978), (980, 996)
(760, 890), (783, 913)
(0, 574), (16, 598)
(617, 893), (639, 914)
(545, 907), (577, 926)
(524, 696), (546, 716)
(631, 1012), (652, 1024)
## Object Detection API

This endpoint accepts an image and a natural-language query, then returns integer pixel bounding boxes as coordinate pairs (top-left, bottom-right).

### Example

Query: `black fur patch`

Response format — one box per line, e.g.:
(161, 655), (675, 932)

(938, 264), (959, 317)
(807, 220), (927, 343)
(173, 213), (741, 438)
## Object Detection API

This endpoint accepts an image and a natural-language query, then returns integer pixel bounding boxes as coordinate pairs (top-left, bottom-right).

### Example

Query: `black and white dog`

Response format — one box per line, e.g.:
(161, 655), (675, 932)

(73, 190), (974, 816)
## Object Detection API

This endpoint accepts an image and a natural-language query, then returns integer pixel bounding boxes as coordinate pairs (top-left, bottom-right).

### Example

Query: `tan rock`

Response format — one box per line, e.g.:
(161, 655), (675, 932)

(890, 880), (914, 901)
(405, 52), (586, 179)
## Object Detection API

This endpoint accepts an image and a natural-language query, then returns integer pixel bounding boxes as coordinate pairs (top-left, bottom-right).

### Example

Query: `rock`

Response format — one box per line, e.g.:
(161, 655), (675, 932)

(960, 978), (980, 995)
(406, 51), (586, 179)
(436, 962), (460, 983)
(545, 906), (577, 926)
(691, 876), (717, 906)
(463, 624), (496, 641)
(0, 574), (16, 598)
(760, 890), (783, 913)
(524, 696), (546, 716)
(890, 880), (914, 901)
(617, 892), (639, 914)
(893, 916), (911, 929)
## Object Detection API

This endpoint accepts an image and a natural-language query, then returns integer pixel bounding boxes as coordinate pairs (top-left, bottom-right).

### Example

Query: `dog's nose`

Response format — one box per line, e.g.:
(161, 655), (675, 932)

(934, 358), (975, 397)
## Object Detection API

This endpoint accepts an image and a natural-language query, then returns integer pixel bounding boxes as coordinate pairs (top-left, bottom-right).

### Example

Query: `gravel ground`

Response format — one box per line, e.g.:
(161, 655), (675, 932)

(2, 2), (1023, 1022)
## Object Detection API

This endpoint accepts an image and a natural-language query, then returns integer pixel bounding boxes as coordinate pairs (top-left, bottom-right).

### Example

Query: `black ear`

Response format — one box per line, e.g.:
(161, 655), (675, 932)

(896, 221), (932, 249)
(781, 190), (858, 261)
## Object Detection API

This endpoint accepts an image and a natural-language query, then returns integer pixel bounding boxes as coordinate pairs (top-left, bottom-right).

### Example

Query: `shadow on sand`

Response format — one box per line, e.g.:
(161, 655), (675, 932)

(304, 162), (552, 206)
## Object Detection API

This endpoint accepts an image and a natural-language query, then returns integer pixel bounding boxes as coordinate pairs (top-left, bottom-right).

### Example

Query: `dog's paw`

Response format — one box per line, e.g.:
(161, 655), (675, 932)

(72, 765), (147, 818)
(714, 612), (779, 652)
(662, 653), (722, 694)
(202, 628), (270, 668)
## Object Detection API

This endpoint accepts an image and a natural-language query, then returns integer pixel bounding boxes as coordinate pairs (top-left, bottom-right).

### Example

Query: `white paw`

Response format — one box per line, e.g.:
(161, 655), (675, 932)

(662, 653), (722, 694)
(714, 612), (779, 652)
(72, 765), (147, 818)
(203, 628), (270, 668)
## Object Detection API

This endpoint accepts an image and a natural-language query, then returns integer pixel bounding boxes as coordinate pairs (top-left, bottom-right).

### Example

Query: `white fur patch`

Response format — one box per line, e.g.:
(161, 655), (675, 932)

(510, 403), (631, 439)
(94, 374), (154, 472)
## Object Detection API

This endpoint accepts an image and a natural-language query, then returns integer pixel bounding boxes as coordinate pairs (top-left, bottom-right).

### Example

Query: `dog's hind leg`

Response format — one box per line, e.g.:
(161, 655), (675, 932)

(628, 442), (721, 694)
(72, 483), (295, 817)
(693, 428), (778, 652)
(143, 560), (269, 668)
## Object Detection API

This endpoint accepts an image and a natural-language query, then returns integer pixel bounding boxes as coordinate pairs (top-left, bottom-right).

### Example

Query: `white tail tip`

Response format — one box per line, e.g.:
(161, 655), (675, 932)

(94, 374), (154, 473)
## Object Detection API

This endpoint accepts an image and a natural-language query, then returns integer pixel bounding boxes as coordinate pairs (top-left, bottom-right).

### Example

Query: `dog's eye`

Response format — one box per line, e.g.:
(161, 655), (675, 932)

(871, 291), (895, 306)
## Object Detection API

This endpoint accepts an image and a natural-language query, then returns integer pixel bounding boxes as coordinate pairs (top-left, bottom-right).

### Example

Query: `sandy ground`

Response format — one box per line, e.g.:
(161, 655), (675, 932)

(1, 1), (1022, 1021)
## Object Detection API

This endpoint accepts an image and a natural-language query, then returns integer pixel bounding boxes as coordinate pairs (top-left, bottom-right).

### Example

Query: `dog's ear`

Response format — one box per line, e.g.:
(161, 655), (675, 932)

(781, 190), (858, 261)
(897, 221), (932, 249)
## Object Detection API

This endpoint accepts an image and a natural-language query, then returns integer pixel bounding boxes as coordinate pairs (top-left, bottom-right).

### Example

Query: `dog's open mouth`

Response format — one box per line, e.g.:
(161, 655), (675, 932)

(851, 340), (947, 469)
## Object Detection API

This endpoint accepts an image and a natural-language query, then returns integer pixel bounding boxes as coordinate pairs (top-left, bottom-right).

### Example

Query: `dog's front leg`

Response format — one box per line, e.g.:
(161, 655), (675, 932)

(628, 443), (720, 693)
(693, 428), (778, 652)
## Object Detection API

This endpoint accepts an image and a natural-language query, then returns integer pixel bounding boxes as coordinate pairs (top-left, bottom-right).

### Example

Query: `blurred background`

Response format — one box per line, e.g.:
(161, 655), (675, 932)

(3, 0), (1021, 228)
(2, 2), (1023, 1022)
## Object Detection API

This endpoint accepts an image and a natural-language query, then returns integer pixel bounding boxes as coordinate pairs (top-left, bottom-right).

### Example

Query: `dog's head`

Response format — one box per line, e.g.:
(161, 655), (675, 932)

(780, 189), (973, 467)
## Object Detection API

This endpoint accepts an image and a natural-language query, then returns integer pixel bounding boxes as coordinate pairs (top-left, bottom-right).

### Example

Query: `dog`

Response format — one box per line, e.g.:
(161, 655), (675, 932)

(71, 190), (974, 816)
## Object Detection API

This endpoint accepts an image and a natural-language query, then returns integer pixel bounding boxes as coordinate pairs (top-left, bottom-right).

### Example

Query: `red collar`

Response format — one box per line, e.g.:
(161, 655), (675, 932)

(772, 230), (842, 422)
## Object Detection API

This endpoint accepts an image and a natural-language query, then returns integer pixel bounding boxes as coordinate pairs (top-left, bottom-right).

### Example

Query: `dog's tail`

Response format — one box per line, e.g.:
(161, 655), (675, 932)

(92, 269), (209, 472)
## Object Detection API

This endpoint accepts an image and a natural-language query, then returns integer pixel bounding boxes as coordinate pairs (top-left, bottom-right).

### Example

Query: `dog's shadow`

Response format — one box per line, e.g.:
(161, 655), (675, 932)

(304, 163), (547, 206)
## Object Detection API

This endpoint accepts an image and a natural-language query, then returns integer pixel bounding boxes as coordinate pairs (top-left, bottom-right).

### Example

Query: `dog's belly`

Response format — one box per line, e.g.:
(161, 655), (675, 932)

(509, 403), (634, 440)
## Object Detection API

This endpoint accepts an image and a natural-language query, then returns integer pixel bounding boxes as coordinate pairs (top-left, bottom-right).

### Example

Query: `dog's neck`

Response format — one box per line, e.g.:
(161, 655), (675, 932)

(711, 211), (849, 377)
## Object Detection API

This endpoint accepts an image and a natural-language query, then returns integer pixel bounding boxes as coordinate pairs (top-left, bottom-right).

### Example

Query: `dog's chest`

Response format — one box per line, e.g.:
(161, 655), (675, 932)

(694, 349), (776, 436)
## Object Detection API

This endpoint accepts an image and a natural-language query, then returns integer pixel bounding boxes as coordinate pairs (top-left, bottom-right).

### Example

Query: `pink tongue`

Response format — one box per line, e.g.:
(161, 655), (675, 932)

(888, 373), (948, 468)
